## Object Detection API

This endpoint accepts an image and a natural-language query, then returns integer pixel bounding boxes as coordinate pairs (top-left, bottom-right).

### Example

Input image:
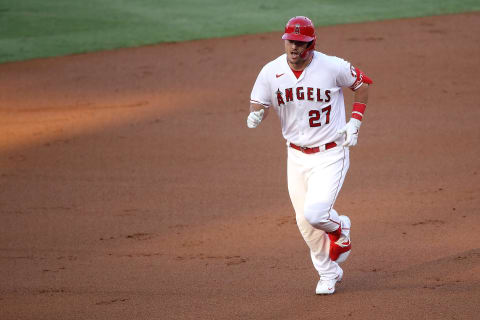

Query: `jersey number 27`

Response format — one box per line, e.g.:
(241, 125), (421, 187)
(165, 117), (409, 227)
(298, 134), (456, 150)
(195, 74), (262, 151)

(309, 105), (331, 127)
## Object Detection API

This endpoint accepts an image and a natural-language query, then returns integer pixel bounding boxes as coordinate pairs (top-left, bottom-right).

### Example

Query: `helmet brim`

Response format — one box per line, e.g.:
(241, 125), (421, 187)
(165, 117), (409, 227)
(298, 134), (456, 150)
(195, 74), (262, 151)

(282, 33), (314, 42)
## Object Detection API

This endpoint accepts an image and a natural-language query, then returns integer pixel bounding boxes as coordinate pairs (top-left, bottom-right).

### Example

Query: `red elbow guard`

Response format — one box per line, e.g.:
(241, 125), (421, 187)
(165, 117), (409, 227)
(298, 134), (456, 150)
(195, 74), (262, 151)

(351, 67), (373, 90)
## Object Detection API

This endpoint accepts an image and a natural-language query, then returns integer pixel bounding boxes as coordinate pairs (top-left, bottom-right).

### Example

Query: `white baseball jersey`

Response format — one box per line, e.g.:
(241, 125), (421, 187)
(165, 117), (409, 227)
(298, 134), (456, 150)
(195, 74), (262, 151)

(250, 51), (357, 148)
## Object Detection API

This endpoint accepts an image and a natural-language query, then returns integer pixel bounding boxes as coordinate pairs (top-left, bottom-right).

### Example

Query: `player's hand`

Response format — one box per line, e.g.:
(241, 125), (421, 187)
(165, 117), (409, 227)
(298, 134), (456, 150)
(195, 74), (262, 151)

(247, 109), (265, 128)
(337, 118), (362, 147)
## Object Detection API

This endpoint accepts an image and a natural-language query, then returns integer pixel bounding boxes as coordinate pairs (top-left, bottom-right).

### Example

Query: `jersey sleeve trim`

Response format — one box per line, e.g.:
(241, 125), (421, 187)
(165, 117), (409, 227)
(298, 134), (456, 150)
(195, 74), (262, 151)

(250, 99), (270, 108)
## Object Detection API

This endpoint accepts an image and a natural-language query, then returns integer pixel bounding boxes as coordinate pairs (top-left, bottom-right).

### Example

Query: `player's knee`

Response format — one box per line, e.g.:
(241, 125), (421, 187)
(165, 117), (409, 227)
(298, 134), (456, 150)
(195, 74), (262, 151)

(303, 201), (331, 228)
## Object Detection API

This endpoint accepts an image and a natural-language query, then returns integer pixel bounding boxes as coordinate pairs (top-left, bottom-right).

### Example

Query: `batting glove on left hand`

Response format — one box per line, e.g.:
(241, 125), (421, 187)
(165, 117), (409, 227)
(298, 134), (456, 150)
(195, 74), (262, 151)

(247, 109), (264, 128)
(337, 118), (362, 147)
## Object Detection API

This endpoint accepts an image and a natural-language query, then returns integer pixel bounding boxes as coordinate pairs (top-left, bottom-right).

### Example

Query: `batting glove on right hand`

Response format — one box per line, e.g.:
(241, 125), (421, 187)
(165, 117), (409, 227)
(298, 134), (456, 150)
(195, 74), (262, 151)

(337, 118), (362, 147)
(247, 109), (264, 128)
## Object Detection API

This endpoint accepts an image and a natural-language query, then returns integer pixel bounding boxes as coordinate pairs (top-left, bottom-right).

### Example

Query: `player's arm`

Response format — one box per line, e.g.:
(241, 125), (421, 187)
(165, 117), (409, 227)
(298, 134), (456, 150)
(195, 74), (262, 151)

(353, 82), (369, 105)
(338, 66), (373, 147)
(248, 65), (272, 128)
(247, 103), (269, 128)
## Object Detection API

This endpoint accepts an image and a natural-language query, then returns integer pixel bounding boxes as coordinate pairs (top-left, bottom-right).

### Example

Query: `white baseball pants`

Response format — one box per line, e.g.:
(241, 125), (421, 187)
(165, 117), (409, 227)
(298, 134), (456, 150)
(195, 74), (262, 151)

(287, 145), (349, 280)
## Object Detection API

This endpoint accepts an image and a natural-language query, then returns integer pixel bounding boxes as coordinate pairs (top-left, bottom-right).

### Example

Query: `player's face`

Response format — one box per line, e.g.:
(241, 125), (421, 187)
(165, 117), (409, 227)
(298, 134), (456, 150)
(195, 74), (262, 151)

(285, 40), (310, 66)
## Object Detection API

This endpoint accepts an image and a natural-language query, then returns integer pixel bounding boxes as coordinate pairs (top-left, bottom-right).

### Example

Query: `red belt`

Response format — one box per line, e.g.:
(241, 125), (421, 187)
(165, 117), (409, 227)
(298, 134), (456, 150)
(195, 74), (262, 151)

(289, 142), (337, 154)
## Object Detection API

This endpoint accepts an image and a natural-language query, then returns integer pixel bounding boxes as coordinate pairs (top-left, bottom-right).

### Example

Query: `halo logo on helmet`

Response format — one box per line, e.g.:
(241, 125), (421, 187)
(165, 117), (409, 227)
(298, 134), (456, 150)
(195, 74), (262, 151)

(294, 24), (301, 35)
(282, 16), (316, 59)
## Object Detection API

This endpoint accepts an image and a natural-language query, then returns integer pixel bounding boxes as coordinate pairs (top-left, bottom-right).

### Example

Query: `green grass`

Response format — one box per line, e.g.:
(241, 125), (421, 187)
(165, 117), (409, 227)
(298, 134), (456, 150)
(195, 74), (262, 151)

(0, 0), (479, 63)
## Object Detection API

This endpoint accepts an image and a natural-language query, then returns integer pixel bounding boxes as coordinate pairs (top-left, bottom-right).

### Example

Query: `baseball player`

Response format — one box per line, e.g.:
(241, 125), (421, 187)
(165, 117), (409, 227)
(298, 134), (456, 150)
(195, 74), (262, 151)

(247, 16), (372, 294)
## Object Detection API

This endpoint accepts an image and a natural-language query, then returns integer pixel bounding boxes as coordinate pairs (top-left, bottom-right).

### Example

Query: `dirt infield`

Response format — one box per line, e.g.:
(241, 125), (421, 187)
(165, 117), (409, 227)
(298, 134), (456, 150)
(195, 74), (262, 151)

(1, 12), (479, 320)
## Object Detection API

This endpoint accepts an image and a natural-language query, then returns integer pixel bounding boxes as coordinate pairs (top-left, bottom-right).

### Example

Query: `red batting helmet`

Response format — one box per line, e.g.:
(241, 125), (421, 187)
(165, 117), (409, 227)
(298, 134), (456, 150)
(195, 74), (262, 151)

(282, 16), (316, 58)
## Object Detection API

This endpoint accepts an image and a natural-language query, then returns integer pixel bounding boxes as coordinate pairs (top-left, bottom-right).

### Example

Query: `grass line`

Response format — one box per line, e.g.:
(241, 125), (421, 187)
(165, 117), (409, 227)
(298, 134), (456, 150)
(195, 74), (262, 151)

(0, 0), (479, 63)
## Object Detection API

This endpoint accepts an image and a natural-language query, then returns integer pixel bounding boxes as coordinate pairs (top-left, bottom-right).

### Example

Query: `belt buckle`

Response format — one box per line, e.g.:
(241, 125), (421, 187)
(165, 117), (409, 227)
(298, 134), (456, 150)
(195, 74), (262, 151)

(300, 146), (308, 153)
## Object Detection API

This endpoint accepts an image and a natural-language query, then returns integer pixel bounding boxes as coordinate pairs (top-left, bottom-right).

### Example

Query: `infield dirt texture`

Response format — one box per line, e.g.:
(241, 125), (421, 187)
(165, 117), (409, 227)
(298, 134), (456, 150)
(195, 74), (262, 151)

(1, 11), (480, 320)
